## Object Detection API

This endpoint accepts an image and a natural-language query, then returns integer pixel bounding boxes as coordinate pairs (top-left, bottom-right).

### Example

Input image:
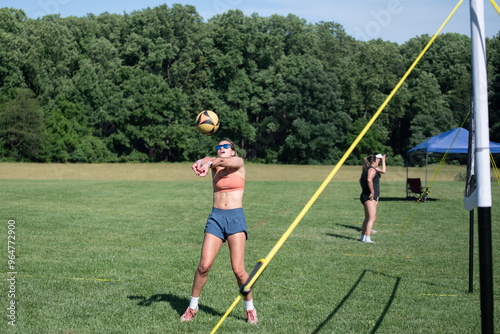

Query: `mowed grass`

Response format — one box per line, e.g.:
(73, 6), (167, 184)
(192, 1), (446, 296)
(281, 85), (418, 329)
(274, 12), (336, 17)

(0, 163), (499, 333)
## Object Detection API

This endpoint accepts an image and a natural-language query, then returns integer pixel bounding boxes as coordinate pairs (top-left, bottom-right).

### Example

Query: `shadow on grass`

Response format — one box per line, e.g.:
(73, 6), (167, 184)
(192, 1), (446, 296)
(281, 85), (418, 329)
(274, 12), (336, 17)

(378, 196), (438, 202)
(326, 233), (359, 241)
(326, 224), (361, 241)
(371, 276), (401, 334)
(311, 270), (401, 334)
(378, 197), (414, 202)
(335, 223), (361, 232)
(127, 293), (226, 318)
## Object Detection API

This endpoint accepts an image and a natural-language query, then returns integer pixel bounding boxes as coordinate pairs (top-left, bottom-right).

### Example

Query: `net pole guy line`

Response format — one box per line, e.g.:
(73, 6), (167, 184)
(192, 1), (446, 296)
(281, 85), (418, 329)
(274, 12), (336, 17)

(490, 152), (500, 187)
(426, 111), (471, 194)
(210, 1), (464, 333)
(377, 124), (468, 278)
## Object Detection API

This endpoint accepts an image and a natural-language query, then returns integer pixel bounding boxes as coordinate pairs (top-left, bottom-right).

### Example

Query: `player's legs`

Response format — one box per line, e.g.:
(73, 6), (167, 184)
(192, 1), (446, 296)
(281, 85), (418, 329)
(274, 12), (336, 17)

(227, 232), (252, 301)
(227, 232), (258, 324)
(191, 232), (223, 297)
(361, 202), (370, 235)
(364, 199), (377, 237)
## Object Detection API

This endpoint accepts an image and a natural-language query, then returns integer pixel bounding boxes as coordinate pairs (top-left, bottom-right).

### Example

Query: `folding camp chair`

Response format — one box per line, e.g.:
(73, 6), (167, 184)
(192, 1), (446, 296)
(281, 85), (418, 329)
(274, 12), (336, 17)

(406, 178), (429, 202)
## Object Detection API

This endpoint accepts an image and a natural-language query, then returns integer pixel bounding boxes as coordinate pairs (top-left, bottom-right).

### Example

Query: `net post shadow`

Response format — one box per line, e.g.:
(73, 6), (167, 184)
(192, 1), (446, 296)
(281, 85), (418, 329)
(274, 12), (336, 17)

(311, 270), (401, 334)
(311, 270), (367, 334)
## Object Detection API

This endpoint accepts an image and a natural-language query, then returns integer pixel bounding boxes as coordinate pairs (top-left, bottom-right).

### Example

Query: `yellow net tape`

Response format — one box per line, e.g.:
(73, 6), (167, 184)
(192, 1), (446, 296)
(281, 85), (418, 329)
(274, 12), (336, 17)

(490, 0), (500, 15)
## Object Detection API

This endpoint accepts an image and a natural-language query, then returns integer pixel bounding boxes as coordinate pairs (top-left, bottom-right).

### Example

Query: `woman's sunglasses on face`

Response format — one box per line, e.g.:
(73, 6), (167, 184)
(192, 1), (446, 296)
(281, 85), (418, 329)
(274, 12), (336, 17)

(216, 144), (231, 151)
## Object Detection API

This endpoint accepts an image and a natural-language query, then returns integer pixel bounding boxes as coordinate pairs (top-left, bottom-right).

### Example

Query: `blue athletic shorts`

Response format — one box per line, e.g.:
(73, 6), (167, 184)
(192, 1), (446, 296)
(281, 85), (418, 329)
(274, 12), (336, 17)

(205, 207), (248, 242)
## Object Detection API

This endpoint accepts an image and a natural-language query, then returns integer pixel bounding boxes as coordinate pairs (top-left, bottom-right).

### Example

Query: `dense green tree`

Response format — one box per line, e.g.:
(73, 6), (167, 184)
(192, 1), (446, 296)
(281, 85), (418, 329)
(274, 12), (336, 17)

(0, 89), (45, 160)
(92, 67), (191, 161)
(0, 5), (498, 164)
(0, 8), (26, 92)
(347, 118), (393, 164)
(41, 99), (114, 162)
(17, 15), (79, 100)
(487, 34), (500, 142)
(345, 39), (408, 159)
(401, 33), (471, 126)
(406, 71), (456, 148)
(269, 62), (350, 164)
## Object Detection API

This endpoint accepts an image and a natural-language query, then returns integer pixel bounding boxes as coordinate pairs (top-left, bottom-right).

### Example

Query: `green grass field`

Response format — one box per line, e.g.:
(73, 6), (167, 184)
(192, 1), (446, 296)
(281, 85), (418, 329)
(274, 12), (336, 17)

(1, 163), (499, 333)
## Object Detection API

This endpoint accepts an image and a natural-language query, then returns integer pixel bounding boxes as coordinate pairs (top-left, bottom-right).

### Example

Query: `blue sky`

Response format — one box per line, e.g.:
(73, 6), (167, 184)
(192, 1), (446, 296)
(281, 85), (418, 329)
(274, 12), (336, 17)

(3, 0), (499, 44)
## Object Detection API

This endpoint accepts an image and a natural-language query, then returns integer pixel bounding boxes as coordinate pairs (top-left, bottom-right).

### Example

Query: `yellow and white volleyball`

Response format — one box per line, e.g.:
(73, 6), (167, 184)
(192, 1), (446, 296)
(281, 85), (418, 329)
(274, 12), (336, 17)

(195, 110), (220, 135)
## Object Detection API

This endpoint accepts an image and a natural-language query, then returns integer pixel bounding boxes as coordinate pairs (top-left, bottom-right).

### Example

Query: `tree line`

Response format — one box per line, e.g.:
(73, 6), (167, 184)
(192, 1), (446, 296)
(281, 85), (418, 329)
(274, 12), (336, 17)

(1, 5), (499, 165)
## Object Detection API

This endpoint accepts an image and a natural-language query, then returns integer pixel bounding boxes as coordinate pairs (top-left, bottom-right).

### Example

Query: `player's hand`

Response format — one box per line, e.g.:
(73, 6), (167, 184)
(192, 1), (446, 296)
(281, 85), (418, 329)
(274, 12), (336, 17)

(198, 164), (210, 177)
(192, 161), (202, 176)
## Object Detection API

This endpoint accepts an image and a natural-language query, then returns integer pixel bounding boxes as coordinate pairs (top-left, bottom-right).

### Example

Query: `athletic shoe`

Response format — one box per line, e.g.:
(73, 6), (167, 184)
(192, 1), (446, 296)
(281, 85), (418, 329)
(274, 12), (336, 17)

(245, 308), (258, 324)
(363, 239), (375, 244)
(372, 230), (377, 233)
(180, 307), (198, 322)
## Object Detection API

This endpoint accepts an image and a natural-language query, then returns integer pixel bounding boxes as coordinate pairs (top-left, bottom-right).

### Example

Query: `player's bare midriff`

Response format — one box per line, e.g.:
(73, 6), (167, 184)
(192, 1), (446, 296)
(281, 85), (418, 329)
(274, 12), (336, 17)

(213, 190), (244, 209)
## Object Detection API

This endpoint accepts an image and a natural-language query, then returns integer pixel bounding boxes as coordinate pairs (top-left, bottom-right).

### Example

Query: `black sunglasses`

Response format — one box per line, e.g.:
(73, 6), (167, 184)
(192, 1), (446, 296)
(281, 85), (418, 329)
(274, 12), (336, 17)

(216, 144), (232, 151)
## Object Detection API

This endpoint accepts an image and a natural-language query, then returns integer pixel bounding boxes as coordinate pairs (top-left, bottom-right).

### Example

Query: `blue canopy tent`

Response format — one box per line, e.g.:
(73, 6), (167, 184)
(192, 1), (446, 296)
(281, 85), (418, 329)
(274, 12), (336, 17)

(406, 127), (500, 198)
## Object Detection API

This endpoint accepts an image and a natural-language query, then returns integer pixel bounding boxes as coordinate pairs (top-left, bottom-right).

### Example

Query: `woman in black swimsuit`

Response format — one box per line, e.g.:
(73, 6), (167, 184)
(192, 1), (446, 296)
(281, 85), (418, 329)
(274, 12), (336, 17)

(359, 153), (386, 243)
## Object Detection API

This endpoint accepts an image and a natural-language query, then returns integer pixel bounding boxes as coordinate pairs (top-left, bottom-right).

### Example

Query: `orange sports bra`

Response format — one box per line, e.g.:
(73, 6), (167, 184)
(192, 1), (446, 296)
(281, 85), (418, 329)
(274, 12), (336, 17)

(213, 167), (245, 192)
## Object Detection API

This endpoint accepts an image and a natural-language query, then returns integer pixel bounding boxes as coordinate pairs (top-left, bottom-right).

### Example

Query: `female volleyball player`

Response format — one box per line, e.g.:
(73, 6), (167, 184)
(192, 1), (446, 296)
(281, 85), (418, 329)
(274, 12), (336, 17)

(359, 153), (386, 243)
(181, 138), (258, 324)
